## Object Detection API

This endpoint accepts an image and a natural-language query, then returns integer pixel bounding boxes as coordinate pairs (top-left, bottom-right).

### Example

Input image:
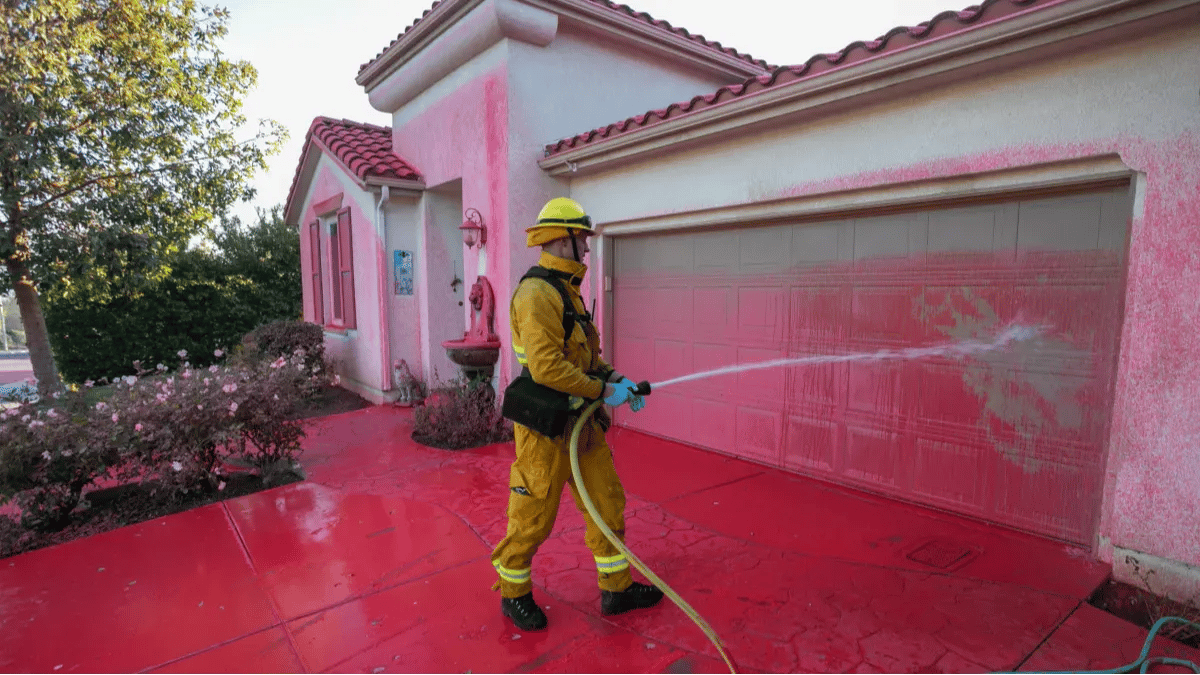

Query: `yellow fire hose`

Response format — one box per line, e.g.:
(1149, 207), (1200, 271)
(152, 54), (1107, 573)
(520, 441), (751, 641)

(568, 397), (738, 674)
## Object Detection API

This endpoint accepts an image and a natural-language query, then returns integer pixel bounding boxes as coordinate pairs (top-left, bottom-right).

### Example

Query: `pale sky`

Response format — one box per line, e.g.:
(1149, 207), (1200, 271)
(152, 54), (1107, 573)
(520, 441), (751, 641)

(219, 0), (961, 224)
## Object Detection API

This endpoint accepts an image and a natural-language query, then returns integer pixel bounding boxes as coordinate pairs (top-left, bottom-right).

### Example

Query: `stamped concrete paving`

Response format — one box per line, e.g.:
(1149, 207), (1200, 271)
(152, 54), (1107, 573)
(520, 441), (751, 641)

(3, 406), (1196, 673)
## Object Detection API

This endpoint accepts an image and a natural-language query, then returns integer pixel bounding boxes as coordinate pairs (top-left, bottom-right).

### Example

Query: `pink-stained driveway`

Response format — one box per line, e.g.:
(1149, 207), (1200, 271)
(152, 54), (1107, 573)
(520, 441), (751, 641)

(2, 406), (1197, 673)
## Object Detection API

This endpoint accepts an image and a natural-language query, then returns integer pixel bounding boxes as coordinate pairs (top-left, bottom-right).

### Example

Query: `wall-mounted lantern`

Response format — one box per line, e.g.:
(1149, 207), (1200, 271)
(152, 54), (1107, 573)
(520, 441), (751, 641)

(460, 208), (487, 249)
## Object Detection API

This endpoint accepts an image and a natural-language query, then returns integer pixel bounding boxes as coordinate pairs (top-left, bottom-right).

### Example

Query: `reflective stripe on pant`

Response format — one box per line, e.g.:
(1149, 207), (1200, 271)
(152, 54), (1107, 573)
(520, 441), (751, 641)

(491, 418), (632, 598)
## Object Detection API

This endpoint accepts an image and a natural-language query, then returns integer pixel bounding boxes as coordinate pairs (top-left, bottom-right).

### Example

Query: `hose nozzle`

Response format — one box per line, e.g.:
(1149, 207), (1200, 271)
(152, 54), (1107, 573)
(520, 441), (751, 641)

(633, 380), (652, 396)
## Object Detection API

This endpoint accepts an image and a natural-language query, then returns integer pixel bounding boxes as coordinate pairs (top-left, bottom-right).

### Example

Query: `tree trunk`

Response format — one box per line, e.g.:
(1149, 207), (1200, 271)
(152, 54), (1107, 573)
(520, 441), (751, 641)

(6, 255), (61, 395)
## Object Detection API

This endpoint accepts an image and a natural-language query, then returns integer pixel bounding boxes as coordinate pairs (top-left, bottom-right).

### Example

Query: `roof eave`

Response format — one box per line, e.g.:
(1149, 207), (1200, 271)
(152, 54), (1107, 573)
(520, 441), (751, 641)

(539, 0), (1196, 176)
(283, 141), (323, 227)
(284, 134), (425, 226)
(523, 0), (770, 78)
(356, 0), (485, 91)
(357, 0), (769, 94)
(365, 177), (427, 195)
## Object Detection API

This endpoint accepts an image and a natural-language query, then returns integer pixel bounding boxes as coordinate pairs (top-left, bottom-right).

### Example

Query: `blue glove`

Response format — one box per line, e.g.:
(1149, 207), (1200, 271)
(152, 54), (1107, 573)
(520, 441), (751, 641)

(616, 377), (646, 413)
(603, 378), (637, 407)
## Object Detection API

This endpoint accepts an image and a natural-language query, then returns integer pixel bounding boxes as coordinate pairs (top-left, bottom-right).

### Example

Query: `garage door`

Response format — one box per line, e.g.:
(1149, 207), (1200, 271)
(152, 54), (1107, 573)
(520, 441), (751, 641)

(611, 187), (1130, 544)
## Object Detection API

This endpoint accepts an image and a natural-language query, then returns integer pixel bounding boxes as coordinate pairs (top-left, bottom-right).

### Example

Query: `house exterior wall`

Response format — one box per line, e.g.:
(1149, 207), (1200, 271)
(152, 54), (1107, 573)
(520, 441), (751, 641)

(294, 154), (391, 402)
(498, 23), (754, 387)
(380, 15), (749, 389)
(384, 198), (424, 386)
(567, 24), (1200, 596)
(387, 42), (509, 386)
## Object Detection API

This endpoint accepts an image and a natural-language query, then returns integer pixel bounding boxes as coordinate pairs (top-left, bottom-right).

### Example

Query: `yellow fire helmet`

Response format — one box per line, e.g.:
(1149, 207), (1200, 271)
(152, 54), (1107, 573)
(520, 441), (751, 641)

(525, 197), (595, 248)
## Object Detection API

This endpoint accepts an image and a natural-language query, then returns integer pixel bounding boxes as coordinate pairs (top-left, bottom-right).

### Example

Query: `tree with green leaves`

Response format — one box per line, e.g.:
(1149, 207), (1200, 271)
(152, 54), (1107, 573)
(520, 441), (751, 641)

(211, 205), (302, 323)
(0, 0), (285, 394)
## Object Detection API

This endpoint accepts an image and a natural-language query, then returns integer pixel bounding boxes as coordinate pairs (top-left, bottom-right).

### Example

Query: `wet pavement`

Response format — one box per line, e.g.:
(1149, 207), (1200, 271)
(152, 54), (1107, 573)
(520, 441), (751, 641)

(2, 405), (1198, 673)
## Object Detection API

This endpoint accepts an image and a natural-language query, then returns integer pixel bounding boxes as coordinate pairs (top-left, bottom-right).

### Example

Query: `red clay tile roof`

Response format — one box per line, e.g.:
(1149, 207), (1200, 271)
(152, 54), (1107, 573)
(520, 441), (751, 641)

(285, 117), (422, 215)
(358, 0), (771, 77)
(544, 0), (1043, 156)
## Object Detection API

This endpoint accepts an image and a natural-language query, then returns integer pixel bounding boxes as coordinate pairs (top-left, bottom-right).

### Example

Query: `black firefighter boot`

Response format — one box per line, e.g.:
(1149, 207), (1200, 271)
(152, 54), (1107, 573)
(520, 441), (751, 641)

(501, 592), (548, 631)
(601, 582), (665, 616)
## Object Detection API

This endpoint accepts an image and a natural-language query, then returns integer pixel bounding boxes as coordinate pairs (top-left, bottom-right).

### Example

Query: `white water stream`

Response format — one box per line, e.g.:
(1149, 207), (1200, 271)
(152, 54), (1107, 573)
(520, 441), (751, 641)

(649, 324), (1044, 391)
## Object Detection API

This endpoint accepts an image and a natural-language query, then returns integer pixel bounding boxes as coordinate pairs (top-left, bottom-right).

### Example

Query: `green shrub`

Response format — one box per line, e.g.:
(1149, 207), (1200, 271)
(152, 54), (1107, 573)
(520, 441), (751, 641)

(240, 320), (325, 375)
(412, 378), (512, 450)
(41, 207), (301, 385)
(44, 274), (261, 383)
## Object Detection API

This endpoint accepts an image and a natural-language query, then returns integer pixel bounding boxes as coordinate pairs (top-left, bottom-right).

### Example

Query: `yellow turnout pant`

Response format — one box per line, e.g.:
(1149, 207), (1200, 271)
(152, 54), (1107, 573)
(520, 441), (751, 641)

(491, 418), (633, 598)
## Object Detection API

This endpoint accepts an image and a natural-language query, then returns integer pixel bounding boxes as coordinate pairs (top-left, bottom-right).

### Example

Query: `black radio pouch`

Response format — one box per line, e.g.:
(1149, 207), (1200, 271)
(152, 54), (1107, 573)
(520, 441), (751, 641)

(501, 267), (598, 438)
(500, 368), (572, 437)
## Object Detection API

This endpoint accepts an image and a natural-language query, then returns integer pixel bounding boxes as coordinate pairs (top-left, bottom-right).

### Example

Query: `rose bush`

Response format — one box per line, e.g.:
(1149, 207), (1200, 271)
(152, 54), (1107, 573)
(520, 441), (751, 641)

(412, 377), (512, 450)
(0, 347), (319, 531)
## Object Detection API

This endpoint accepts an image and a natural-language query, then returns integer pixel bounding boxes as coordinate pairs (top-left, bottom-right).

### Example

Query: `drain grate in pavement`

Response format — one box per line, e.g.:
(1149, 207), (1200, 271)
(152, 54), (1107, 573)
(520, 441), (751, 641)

(906, 540), (977, 569)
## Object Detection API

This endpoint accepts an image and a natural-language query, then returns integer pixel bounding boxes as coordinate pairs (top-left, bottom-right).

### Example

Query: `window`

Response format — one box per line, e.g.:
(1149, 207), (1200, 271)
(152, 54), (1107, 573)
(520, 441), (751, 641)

(329, 220), (342, 321)
(329, 208), (356, 329)
(308, 221), (323, 323)
(308, 209), (356, 330)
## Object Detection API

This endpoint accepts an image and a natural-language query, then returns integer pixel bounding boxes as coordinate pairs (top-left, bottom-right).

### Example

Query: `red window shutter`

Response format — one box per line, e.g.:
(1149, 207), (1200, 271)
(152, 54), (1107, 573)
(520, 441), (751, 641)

(308, 220), (323, 324)
(337, 208), (356, 329)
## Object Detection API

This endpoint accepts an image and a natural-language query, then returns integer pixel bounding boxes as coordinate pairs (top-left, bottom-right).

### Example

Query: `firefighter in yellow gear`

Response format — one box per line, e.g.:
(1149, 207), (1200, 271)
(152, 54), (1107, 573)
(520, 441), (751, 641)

(493, 197), (663, 631)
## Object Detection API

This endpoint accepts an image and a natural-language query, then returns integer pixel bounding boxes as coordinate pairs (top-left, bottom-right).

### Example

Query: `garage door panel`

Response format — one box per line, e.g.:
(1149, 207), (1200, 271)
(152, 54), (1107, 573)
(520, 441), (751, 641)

(1097, 190), (1130, 257)
(911, 437), (992, 511)
(783, 415), (839, 473)
(736, 406), (783, 464)
(1017, 194), (1104, 252)
(852, 285), (922, 344)
(919, 362), (987, 428)
(691, 343), (738, 394)
(853, 213), (928, 262)
(614, 287), (654, 335)
(613, 188), (1127, 544)
(976, 370), (1103, 447)
(692, 398), (737, 452)
(844, 424), (906, 489)
(737, 287), (788, 343)
(788, 358), (845, 406)
(790, 285), (851, 345)
(921, 200), (1017, 255)
(614, 336), (653, 386)
(653, 338), (692, 384)
(920, 285), (1015, 342)
(694, 231), (739, 273)
(628, 390), (691, 440)
(792, 221), (853, 266)
(648, 236), (695, 275)
(995, 458), (1099, 542)
(847, 360), (919, 418)
(737, 346), (787, 399)
(740, 226), (791, 272)
(650, 287), (693, 339)
(1014, 284), (1119, 354)
(693, 286), (735, 335)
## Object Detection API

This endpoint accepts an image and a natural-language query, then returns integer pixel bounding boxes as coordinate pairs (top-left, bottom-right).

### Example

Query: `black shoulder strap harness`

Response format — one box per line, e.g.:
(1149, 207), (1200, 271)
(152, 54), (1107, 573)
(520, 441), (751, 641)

(520, 265), (592, 346)
(501, 266), (604, 437)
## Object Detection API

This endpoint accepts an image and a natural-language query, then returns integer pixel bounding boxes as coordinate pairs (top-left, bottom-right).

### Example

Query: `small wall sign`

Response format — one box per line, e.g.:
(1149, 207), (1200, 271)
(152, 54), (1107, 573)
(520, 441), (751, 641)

(394, 250), (413, 295)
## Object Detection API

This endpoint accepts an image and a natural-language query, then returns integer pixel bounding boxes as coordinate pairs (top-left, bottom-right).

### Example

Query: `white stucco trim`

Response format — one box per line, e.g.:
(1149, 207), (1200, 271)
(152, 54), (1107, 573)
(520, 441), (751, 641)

(521, 0), (768, 76)
(359, 0), (767, 113)
(597, 154), (1134, 236)
(362, 0), (557, 112)
(541, 0), (1200, 176)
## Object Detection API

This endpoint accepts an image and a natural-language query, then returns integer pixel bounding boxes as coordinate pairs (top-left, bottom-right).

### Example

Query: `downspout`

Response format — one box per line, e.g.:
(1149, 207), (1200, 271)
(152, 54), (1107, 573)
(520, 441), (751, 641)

(377, 186), (392, 394)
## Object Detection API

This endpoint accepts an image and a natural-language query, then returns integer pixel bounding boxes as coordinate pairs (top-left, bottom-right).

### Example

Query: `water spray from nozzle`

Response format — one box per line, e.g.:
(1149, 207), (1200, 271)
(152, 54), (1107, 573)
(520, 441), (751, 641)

(648, 323), (1046, 392)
